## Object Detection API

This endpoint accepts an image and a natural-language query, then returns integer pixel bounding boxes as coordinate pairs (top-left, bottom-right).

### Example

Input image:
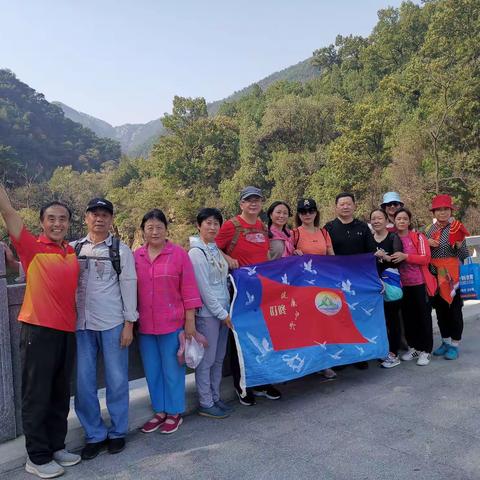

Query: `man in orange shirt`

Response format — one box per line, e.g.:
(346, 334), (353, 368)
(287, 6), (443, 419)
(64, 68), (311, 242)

(0, 185), (81, 479)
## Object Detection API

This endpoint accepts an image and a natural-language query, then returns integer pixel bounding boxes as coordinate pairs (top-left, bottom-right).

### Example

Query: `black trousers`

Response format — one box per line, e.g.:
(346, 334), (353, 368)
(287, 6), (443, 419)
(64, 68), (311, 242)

(384, 300), (402, 355)
(401, 285), (433, 353)
(228, 329), (243, 393)
(227, 329), (269, 395)
(20, 323), (75, 465)
(432, 290), (464, 341)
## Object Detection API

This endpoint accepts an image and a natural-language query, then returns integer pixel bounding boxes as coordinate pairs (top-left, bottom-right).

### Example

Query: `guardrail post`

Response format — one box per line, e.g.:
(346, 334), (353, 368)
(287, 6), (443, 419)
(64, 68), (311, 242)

(0, 243), (17, 442)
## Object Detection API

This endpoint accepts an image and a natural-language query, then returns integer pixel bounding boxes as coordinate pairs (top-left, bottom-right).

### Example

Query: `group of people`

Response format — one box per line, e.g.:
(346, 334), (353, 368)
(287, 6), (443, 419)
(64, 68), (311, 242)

(0, 183), (470, 479)
(369, 192), (469, 368)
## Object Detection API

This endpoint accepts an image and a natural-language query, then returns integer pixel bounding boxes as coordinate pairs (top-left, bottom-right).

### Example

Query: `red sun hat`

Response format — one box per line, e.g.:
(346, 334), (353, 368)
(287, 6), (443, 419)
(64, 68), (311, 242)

(430, 194), (456, 211)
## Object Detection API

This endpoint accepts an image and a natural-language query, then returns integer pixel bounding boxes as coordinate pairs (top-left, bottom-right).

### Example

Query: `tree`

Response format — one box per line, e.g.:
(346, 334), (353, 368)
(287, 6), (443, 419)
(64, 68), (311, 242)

(0, 69), (121, 185)
(414, 0), (480, 197)
(162, 96), (208, 134)
(309, 96), (398, 215)
(151, 112), (239, 192)
(0, 145), (21, 185)
(219, 117), (270, 217)
(267, 150), (326, 210)
(48, 166), (107, 238)
(312, 44), (340, 71)
(258, 95), (342, 153)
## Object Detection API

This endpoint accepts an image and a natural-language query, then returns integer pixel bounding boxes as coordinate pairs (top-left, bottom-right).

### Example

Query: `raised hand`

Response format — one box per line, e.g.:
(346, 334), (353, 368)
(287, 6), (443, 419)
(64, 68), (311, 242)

(0, 185), (23, 239)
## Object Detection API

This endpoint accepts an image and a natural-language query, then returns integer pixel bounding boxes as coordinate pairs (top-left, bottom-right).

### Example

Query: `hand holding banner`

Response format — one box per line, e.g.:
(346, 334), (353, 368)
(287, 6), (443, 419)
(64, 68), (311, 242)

(230, 254), (388, 392)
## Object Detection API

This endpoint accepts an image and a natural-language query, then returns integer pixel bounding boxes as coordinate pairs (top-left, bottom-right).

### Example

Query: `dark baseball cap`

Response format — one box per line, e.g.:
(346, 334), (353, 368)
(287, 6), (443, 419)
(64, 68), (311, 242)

(240, 186), (264, 201)
(86, 198), (114, 214)
(297, 198), (317, 211)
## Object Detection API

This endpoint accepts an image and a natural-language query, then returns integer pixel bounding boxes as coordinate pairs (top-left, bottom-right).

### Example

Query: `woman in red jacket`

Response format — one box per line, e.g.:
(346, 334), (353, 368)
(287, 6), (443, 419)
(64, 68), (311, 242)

(391, 208), (436, 366)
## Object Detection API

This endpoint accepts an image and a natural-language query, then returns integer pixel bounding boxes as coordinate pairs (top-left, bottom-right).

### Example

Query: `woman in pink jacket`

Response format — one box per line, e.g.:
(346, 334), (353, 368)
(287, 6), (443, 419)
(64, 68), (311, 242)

(134, 209), (202, 434)
(391, 208), (436, 366)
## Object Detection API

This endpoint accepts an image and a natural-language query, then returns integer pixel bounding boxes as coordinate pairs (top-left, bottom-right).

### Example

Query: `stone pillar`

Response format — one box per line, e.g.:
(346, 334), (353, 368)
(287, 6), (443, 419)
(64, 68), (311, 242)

(0, 243), (17, 442)
(8, 284), (24, 436)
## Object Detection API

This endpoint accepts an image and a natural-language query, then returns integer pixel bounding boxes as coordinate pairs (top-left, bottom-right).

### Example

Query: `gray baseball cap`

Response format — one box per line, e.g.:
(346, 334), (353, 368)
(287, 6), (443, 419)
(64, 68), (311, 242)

(239, 186), (264, 201)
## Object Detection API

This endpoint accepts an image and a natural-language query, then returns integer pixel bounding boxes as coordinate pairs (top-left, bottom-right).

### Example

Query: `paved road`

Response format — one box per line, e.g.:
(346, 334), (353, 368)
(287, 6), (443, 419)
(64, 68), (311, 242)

(4, 318), (480, 480)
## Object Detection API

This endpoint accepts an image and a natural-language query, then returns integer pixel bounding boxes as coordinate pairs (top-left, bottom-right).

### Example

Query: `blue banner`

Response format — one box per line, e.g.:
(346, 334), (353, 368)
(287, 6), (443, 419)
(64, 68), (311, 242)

(230, 254), (388, 392)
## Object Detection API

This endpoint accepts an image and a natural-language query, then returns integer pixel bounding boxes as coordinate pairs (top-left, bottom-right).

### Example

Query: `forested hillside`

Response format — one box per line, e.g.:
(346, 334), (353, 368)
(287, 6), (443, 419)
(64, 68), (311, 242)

(56, 58), (319, 156)
(53, 101), (117, 139)
(0, 70), (121, 185)
(54, 101), (166, 157)
(207, 58), (320, 115)
(2, 0), (479, 245)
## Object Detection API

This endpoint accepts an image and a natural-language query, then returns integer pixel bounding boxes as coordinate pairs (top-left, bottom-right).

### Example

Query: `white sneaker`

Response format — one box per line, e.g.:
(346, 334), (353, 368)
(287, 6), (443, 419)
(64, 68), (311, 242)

(25, 458), (64, 478)
(400, 348), (419, 361)
(416, 351), (431, 366)
(381, 353), (401, 368)
(53, 449), (81, 467)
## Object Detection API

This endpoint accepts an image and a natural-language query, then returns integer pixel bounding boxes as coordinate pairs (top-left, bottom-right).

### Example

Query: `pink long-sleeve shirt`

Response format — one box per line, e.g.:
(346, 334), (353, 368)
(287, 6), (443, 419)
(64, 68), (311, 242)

(134, 242), (202, 335)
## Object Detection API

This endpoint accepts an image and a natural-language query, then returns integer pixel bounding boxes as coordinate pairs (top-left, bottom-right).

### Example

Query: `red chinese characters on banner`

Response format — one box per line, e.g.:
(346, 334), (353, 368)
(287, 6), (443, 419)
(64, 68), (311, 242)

(258, 275), (367, 351)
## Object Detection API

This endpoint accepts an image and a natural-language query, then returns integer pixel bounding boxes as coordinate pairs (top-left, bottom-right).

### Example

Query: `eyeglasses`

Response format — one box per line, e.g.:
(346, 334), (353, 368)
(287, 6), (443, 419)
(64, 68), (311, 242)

(298, 208), (317, 215)
(385, 202), (401, 208)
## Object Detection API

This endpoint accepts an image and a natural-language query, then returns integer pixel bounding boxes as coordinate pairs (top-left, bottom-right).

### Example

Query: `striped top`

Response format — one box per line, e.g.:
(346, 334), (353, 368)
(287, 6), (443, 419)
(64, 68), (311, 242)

(425, 222), (469, 275)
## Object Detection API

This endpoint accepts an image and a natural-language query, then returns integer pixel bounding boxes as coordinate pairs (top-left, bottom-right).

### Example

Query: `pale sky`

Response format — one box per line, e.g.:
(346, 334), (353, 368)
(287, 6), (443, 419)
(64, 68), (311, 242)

(0, 0), (411, 126)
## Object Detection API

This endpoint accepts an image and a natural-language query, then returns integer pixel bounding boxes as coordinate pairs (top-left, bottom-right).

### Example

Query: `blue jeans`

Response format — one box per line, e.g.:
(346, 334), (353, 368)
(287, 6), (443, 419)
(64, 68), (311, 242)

(138, 330), (185, 414)
(75, 324), (129, 443)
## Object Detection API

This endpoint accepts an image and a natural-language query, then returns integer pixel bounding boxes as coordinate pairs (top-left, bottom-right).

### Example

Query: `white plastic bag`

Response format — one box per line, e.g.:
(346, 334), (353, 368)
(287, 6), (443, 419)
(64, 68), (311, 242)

(185, 336), (205, 369)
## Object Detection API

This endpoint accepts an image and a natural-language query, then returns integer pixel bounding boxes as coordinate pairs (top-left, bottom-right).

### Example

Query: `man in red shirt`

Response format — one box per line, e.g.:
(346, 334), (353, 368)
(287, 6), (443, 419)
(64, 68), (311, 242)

(0, 185), (81, 479)
(216, 186), (282, 406)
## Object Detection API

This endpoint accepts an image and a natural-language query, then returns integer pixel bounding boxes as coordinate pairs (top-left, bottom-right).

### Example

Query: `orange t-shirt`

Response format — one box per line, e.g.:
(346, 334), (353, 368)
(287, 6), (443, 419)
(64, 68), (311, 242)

(294, 226), (332, 255)
(11, 227), (79, 332)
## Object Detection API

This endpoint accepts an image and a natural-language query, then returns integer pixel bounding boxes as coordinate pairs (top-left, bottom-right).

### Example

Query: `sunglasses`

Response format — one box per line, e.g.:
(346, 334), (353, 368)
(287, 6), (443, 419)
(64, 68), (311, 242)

(298, 208), (317, 215)
(385, 202), (401, 207)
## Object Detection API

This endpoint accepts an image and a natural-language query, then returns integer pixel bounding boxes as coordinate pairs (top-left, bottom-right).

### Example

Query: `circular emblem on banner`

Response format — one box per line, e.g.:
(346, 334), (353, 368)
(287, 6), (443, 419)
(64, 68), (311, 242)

(315, 292), (342, 316)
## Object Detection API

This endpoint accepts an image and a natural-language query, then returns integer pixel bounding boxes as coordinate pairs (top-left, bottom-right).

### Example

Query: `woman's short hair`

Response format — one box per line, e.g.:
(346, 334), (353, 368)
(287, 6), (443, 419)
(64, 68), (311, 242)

(196, 208), (223, 227)
(266, 201), (292, 237)
(140, 209), (168, 230)
(369, 208), (388, 220)
(393, 207), (413, 229)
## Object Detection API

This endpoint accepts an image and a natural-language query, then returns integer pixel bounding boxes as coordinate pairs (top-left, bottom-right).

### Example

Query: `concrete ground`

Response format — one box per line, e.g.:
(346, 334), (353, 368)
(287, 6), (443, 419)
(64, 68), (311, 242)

(3, 304), (480, 480)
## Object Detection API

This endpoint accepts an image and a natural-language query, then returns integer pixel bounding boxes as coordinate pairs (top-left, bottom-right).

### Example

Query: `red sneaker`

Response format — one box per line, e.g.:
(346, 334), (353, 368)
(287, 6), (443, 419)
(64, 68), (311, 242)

(141, 413), (166, 433)
(160, 414), (183, 434)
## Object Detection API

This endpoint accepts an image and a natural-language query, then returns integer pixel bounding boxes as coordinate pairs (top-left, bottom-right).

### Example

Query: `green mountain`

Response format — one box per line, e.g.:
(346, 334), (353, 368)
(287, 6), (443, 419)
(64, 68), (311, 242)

(113, 118), (166, 157)
(53, 102), (166, 157)
(0, 69), (121, 184)
(56, 57), (320, 156)
(53, 101), (116, 139)
(207, 58), (319, 115)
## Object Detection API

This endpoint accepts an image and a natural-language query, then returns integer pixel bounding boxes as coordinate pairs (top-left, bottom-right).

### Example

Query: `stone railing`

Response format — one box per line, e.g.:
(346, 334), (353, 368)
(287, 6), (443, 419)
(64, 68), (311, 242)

(0, 243), (147, 444)
(0, 242), (232, 445)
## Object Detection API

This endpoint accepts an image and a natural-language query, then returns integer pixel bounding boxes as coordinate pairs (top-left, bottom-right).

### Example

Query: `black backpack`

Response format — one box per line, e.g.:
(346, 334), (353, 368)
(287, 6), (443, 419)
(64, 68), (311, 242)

(74, 236), (122, 277)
